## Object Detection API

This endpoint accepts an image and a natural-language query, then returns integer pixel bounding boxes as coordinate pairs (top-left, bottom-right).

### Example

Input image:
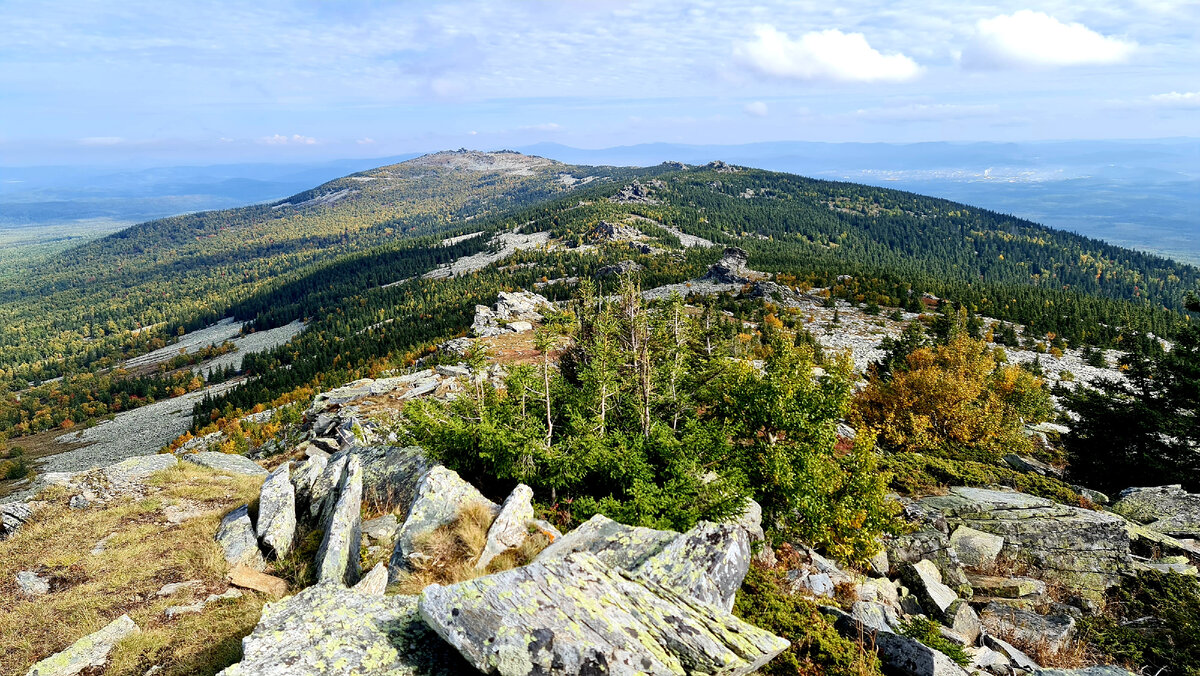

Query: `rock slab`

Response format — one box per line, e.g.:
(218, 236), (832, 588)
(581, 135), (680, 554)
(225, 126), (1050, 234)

(215, 505), (266, 572)
(475, 483), (535, 570)
(183, 451), (268, 477)
(24, 614), (139, 676)
(316, 454), (363, 586)
(389, 466), (498, 578)
(419, 551), (789, 676)
(256, 462), (297, 558)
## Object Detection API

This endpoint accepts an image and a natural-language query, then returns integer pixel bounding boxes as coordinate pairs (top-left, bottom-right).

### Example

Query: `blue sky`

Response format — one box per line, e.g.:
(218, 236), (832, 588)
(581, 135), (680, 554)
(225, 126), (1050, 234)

(2, 0), (1197, 165)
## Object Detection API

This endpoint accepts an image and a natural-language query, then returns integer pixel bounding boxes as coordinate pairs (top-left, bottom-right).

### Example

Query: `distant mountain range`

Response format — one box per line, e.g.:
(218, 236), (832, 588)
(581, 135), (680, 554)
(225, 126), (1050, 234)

(2, 139), (1196, 264)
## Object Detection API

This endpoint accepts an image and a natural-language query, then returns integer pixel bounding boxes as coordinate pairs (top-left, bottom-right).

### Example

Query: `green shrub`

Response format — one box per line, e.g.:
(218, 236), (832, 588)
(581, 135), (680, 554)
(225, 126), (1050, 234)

(1082, 570), (1200, 676)
(880, 452), (1083, 504)
(898, 617), (971, 666)
(734, 565), (883, 676)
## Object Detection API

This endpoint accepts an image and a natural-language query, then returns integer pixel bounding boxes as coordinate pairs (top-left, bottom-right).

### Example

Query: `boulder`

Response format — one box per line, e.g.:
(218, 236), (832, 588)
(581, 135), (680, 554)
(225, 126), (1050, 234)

(475, 483), (535, 570)
(17, 570), (50, 597)
(218, 585), (466, 676)
(363, 514), (400, 543)
(984, 635), (1041, 671)
(919, 487), (1132, 601)
(536, 513), (677, 570)
(353, 562), (389, 596)
(823, 607), (970, 676)
(944, 600), (982, 644)
(633, 521), (751, 612)
(950, 525), (1004, 569)
(228, 564), (288, 598)
(389, 466), (499, 578)
(419, 552), (789, 676)
(68, 494), (90, 510)
(1, 501), (32, 539)
(968, 574), (1046, 599)
(215, 505), (266, 572)
(155, 580), (204, 597)
(1003, 454), (1064, 478)
(964, 646), (1010, 676)
(848, 600), (900, 633)
(308, 452), (349, 523)
(980, 602), (1076, 655)
(183, 451), (268, 477)
(256, 462), (297, 558)
(24, 614), (139, 676)
(289, 452), (328, 512)
(316, 454), (363, 587)
(597, 260), (645, 277)
(902, 559), (959, 619)
(1112, 485), (1200, 538)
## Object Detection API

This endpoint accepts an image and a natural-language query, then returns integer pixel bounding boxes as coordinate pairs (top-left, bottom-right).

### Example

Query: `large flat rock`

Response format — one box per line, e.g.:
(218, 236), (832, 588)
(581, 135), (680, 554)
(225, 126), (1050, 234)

(218, 584), (468, 676)
(1112, 485), (1200, 538)
(25, 614), (139, 676)
(419, 551), (788, 676)
(183, 451), (268, 477)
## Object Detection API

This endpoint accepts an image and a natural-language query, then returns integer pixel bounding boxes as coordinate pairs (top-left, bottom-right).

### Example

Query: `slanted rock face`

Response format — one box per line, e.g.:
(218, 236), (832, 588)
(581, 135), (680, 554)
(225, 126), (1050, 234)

(535, 513), (677, 570)
(902, 559), (959, 620)
(979, 601), (1077, 655)
(419, 552), (788, 676)
(24, 614), (139, 676)
(308, 452), (349, 523)
(289, 453), (328, 515)
(918, 487), (1132, 601)
(256, 462), (297, 558)
(356, 445), (431, 515)
(1112, 485), (1200, 538)
(475, 483), (535, 570)
(215, 505), (266, 572)
(218, 584), (468, 676)
(1, 501), (32, 539)
(633, 521), (751, 613)
(389, 466), (499, 579)
(316, 455), (364, 586)
(182, 452), (268, 477)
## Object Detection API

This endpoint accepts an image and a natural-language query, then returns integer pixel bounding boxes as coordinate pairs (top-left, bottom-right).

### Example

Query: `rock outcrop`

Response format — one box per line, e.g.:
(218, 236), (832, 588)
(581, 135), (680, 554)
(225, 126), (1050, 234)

(419, 552), (788, 676)
(536, 513), (677, 570)
(316, 454), (364, 586)
(918, 487), (1132, 600)
(471, 291), (551, 337)
(1112, 485), (1200, 538)
(704, 247), (756, 285)
(183, 451), (268, 477)
(256, 462), (297, 558)
(634, 521), (751, 613)
(1, 501), (31, 539)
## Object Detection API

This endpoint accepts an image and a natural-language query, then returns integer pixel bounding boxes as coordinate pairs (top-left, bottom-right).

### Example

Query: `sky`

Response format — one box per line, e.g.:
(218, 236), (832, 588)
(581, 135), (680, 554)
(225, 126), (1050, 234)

(2, 0), (1198, 165)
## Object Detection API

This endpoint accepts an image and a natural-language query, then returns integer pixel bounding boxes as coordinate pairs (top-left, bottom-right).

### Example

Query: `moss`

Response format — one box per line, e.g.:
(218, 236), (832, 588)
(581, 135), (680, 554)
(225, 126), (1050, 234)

(1081, 570), (1200, 676)
(881, 452), (1084, 505)
(734, 565), (883, 676)
(897, 617), (971, 667)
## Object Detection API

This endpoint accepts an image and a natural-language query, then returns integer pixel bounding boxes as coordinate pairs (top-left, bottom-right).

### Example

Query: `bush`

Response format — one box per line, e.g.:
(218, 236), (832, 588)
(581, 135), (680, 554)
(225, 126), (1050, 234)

(734, 565), (883, 676)
(898, 617), (971, 666)
(1082, 570), (1200, 676)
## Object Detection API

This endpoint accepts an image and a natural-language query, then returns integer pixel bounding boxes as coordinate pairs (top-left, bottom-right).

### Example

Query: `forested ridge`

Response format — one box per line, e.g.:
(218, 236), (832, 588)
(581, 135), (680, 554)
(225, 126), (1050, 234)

(0, 151), (1197, 442)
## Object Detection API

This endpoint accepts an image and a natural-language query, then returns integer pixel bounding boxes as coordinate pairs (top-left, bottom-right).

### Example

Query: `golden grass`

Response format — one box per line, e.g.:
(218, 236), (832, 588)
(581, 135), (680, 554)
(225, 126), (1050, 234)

(389, 502), (552, 595)
(0, 463), (266, 676)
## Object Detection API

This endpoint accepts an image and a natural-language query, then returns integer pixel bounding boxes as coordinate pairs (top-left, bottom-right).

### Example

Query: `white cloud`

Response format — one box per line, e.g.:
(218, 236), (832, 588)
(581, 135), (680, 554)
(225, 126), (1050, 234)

(743, 101), (769, 116)
(962, 11), (1135, 69)
(79, 136), (124, 146)
(521, 122), (562, 131)
(356, 137), (375, 145)
(1148, 91), (1200, 107)
(733, 25), (921, 83)
(852, 103), (998, 121)
(260, 134), (317, 145)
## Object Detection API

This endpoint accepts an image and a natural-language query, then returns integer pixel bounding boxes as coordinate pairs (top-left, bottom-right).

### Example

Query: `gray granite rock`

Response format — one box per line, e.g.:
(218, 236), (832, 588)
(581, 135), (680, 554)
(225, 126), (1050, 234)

(885, 529), (971, 590)
(183, 451), (268, 477)
(256, 462), (297, 558)
(633, 521), (751, 612)
(475, 483), (535, 570)
(419, 551), (789, 676)
(68, 494), (90, 510)
(902, 559), (959, 619)
(968, 574), (1046, 599)
(24, 614), (139, 676)
(316, 455), (363, 586)
(535, 513), (677, 571)
(353, 562), (390, 597)
(217, 584), (467, 676)
(309, 452), (349, 524)
(950, 525), (1004, 569)
(356, 445), (432, 517)
(985, 635), (1041, 671)
(389, 466), (498, 579)
(1112, 485), (1200, 538)
(2, 501), (32, 539)
(104, 454), (178, 483)
(363, 514), (399, 543)
(17, 570), (50, 597)
(1036, 668), (1138, 676)
(289, 452), (328, 513)
(215, 505), (266, 572)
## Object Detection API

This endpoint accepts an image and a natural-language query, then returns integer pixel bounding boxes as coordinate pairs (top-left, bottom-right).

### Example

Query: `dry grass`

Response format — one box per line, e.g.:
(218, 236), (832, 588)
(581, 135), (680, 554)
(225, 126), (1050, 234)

(0, 463), (265, 676)
(389, 501), (550, 595)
